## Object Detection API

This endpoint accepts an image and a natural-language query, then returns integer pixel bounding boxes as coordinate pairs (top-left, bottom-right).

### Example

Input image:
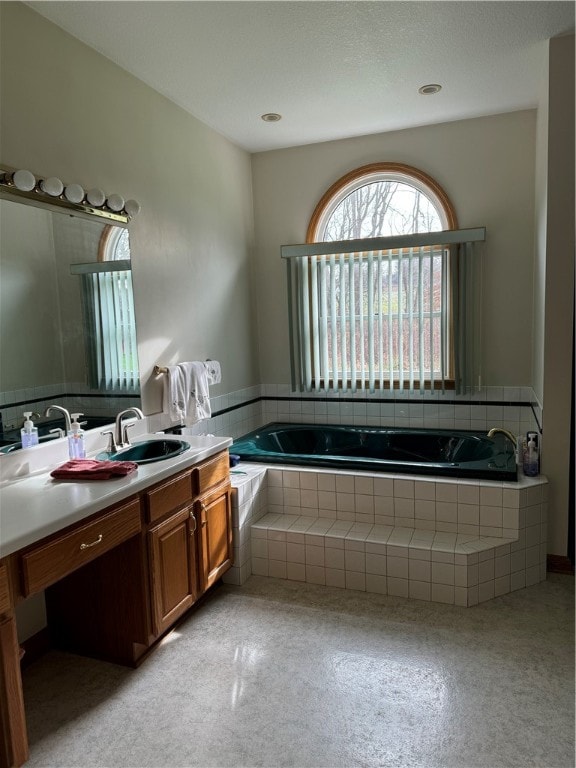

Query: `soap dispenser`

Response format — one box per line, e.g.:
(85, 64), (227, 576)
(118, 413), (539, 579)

(523, 433), (539, 477)
(68, 413), (86, 459)
(21, 412), (39, 448)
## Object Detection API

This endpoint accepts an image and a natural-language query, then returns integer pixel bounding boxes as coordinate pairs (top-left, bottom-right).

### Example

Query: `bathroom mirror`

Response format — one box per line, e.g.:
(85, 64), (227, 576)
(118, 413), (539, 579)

(0, 193), (141, 434)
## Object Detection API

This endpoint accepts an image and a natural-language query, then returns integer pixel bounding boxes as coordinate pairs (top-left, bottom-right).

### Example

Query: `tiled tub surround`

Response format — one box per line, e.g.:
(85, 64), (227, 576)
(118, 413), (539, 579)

(225, 464), (548, 607)
(155, 383), (542, 443)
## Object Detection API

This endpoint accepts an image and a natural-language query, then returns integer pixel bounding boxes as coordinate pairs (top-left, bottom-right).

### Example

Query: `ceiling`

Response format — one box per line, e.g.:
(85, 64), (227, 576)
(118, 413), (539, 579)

(27, 1), (575, 153)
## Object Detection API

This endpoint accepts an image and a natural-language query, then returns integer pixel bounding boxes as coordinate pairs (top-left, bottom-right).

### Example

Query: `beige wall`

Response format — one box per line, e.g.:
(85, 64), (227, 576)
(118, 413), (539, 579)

(251, 111), (537, 387)
(0, 2), (259, 416)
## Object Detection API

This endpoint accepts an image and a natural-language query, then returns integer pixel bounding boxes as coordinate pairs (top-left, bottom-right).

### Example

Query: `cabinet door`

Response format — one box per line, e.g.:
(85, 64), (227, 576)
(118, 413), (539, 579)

(148, 506), (199, 636)
(0, 564), (28, 768)
(197, 483), (233, 593)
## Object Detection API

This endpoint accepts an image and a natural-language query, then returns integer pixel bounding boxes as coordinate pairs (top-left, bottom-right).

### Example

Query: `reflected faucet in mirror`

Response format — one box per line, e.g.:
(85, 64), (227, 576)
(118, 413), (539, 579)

(44, 405), (72, 434)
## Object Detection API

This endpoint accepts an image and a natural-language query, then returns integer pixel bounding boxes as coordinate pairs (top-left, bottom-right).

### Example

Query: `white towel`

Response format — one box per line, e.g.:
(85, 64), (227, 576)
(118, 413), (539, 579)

(178, 361), (211, 425)
(204, 360), (221, 384)
(162, 365), (187, 423)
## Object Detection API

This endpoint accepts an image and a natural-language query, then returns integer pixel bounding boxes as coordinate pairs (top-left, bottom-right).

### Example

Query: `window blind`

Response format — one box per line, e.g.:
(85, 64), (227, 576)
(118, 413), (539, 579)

(81, 269), (140, 392)
(282, 228), (485, 395)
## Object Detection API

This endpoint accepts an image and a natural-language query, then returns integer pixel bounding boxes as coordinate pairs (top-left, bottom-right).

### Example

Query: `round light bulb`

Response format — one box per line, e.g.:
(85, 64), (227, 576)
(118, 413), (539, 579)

(13, 169), (36, 192)
(64, 184), (85, 204)
(86, 188), (106, 207)
(107, 193), (125, 212)
(124, 199), (141, 217)
(40, 177), (64, 197)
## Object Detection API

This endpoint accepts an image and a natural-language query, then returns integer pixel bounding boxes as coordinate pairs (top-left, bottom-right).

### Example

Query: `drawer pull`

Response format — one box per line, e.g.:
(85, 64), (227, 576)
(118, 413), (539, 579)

(79, 534), (103, 551)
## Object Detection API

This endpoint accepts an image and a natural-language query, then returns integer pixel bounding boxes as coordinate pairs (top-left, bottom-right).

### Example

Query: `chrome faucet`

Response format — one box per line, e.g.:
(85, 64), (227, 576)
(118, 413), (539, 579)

(113, 407), (145, 449)
(44, 405), (72, 434)
(487, 427), (517, 448)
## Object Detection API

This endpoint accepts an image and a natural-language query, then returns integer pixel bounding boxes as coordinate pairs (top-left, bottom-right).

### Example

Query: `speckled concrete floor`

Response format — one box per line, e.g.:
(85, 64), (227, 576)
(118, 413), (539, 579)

(22, 574), (574, 768)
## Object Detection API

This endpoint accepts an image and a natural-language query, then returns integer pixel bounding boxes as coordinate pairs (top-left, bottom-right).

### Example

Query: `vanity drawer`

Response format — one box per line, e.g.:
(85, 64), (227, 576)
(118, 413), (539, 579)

(21, 498), (142, 597)
(146, 470), (193, 524)
(194, 451), (229, 495)
(0, 563), (10, 613)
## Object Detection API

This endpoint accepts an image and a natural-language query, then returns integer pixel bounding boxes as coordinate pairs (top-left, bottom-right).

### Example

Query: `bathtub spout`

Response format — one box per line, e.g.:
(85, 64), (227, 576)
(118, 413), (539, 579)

(487, 428), (517, 448)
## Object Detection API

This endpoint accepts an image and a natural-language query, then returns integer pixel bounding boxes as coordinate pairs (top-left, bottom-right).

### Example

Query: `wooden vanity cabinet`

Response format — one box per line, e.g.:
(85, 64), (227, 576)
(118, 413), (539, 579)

(146, 452), (232, 636)
(196, 483), (233, 592)
(0, 563), (28, 768)
(0, 447), (232, 767)
(43, 497), (151, 667)
(146, 469), (199, 637)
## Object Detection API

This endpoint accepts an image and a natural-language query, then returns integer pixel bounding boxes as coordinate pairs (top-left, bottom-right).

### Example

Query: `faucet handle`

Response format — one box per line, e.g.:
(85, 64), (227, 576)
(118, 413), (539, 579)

(122, 421), (137, 447)
(101, 430), (117, 454)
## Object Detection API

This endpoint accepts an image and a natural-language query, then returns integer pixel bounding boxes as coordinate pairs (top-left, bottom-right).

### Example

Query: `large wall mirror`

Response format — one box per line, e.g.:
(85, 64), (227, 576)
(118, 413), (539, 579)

(0, 191), (141, 443)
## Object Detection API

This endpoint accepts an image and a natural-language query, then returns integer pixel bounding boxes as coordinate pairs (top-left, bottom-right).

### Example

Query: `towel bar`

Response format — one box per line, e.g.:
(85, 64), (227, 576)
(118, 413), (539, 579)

(154, 360), (213, 376)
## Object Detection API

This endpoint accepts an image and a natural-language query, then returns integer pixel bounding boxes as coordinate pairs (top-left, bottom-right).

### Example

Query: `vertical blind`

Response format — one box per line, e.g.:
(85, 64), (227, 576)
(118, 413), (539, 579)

(78, 264), (140, 392)
(282, 228), (485, 395)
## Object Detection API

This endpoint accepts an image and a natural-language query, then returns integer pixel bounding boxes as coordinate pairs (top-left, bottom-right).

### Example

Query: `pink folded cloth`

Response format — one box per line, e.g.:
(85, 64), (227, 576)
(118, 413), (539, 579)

(50, 459), (138, 481)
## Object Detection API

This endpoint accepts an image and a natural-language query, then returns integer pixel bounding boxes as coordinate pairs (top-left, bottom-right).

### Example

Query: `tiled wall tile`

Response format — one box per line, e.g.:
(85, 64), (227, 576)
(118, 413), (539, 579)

(366, 574), (387, 594)
(387, 577), (409, 598)
(306, 565), (326, 585)
(478, 580), (495, 603)
(387, 556), (409, 579)
(494, 575), (510, 596)
(269, 560), (287, 579)
(431, 584), (455, 604)
(436, 501), (457, 523)
(510, 570), (526, 591)
(366, 553), (386, 575)
(409, 580), (431, 601)
(415, 480), (436, 500)
(409, 560), (431, 582)
(432, 562), (455, 585)
(345, 550), (366, 572)
(346, 571), (366, 591)
(287, 562), (306, 581)
(326, 568), (346, 588)
(305, 545), (325, 567)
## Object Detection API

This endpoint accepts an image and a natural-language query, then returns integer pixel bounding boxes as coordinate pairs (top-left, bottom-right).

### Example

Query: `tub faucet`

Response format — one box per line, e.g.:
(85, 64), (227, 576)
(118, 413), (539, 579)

(44, 405), (72, 434)
(114, 407), (145, 449)
(487, 427), (517, 448)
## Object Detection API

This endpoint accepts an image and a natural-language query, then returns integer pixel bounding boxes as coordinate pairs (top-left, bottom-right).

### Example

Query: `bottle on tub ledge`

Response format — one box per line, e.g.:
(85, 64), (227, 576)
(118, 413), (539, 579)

(68, 413), (86, 459)
(522, 431), (540, 477)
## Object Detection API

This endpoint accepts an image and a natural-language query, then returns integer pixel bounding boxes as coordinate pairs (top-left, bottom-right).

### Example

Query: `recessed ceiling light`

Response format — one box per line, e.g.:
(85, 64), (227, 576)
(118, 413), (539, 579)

(418, 84), (442, 95)
(261, 113), (282, 122)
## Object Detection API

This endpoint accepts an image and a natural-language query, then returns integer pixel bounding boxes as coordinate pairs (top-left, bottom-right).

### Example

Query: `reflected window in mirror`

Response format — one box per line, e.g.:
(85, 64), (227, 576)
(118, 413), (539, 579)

(80, 226), (140, 393)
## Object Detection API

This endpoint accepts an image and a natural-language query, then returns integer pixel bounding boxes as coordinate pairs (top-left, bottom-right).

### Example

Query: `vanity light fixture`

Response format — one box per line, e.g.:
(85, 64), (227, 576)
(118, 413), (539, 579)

(40, 176), (64, 197)
(64, 183), (85, 204)
(12, 169), (36, 192)
(0, 166), (141, 222)
(418, 84), (442, 95)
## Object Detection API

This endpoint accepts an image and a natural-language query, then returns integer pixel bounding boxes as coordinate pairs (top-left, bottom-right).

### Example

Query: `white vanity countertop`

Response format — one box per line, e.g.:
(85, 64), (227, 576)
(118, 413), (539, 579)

(0, 434), (232, 558)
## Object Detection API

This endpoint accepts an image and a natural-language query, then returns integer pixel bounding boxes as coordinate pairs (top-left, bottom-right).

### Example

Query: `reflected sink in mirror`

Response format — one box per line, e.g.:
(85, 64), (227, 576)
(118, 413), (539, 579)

(97, 439), (190, 465)
(0, 432), (62, 454)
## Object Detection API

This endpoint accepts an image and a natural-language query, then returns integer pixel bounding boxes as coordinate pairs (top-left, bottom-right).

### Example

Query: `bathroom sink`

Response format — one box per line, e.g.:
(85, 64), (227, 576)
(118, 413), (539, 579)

(97, 438), (190, 465)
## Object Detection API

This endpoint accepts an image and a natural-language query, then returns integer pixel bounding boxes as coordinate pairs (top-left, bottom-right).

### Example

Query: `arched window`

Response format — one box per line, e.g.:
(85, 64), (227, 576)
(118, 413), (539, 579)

(283, 163), (484, 394)
(307, 162), (457, 242)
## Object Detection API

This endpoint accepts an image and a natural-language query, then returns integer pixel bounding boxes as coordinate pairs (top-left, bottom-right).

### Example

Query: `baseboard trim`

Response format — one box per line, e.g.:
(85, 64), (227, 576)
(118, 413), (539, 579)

(547, 555), (575, 575)
(19, 627), (51, 669)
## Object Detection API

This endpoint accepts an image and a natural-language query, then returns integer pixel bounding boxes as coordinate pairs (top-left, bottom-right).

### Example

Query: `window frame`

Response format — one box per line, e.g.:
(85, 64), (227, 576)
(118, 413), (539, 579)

(304, 162), (459, 391)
